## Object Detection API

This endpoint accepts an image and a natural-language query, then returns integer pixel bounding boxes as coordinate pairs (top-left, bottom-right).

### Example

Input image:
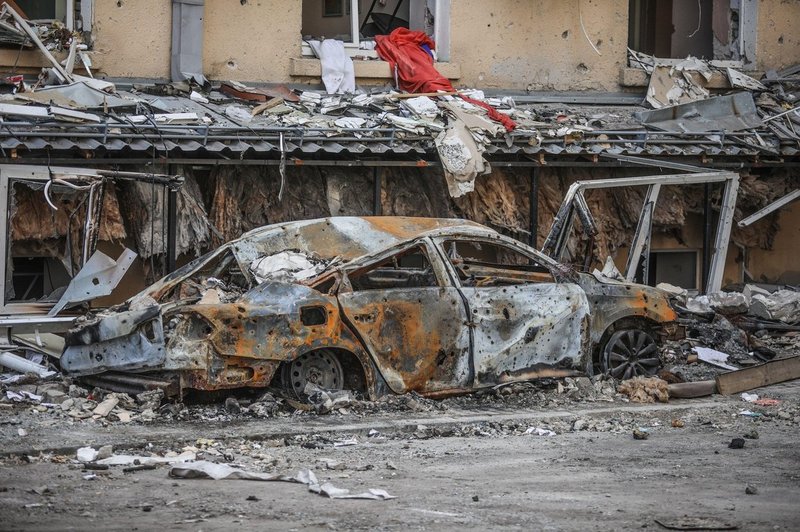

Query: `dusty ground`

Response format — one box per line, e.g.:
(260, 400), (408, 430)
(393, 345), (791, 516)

(1, 378), (799, 531)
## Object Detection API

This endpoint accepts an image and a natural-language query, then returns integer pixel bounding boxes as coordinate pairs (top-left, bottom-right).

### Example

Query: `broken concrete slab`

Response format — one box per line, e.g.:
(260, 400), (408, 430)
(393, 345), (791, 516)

(637, 92), (762, 133)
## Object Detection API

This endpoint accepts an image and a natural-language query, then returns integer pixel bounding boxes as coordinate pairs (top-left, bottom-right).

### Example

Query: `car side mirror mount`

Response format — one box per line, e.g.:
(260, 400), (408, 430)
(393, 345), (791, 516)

(333, 269), (353, 295)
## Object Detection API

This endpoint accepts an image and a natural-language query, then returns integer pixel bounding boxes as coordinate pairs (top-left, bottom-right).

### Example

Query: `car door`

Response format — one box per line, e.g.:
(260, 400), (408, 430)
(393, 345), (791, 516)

(337, 240), (471, 394)
(434, 236), (590, 387)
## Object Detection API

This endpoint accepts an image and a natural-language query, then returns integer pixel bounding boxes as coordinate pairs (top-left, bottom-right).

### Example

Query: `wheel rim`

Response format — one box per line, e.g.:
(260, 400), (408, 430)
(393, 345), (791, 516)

(602, 329), (660, 379)
(285, 349), (344, 398)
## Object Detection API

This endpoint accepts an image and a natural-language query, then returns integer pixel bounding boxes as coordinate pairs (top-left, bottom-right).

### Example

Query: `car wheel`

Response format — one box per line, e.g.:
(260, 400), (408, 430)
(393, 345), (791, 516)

(282, 349), (344, 399)
(601, 328), (660, 379)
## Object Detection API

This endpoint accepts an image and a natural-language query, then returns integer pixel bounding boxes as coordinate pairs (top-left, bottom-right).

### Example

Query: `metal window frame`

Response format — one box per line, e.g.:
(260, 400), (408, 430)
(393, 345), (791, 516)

(541, 171), (740, 294)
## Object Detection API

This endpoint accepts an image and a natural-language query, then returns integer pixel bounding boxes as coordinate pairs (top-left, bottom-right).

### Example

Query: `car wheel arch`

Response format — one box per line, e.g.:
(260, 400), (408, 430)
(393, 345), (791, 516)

(274, 341), (386, 400)
(593, 315), (663, 372)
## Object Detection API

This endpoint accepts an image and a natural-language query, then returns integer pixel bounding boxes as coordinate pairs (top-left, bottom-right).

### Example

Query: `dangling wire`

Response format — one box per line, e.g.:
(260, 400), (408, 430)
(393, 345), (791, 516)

(278, 131), (286, 201)
(578, 0), (602, 56)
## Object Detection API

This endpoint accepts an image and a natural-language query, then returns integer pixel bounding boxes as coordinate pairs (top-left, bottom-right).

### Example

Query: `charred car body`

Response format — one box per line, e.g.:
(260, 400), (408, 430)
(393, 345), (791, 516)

(61, 217), (677, 398)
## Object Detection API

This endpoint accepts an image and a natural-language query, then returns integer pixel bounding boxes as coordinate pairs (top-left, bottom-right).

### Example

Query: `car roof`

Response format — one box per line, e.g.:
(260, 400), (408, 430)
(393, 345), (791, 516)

(233, 216), (497, 262)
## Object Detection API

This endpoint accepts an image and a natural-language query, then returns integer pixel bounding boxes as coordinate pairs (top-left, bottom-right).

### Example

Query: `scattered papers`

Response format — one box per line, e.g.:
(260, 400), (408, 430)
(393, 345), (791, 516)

(97, 450), (196, 466)
(169, 462), (395, 500)
(693, 347), (739, 371)
(524, 427), (556, 436)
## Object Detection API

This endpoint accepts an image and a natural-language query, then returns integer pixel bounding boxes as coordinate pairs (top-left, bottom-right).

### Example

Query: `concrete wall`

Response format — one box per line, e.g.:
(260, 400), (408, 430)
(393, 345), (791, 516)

(747, 202), (800, 285)
(755, 0), (800, 73)
(447, 0), (629, 91)
(88, 0), (800, 90)
(92, 0), (171, 79)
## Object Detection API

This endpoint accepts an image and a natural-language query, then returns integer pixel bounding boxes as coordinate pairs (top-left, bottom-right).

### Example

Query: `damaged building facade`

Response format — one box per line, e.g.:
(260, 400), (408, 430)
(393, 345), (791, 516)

(0, 0), (798, 314)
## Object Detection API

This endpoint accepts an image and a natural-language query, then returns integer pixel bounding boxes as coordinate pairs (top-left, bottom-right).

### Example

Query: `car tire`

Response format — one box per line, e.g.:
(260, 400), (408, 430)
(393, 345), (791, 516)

(281, 349), (345, 400)
(601, 327), (661, 380)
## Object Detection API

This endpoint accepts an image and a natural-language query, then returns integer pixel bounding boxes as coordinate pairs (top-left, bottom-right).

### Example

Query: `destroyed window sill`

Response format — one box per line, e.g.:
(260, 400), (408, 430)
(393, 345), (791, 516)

(619, 67), (763, 89)
(0, 47), (67, 69)
(290, 57), (461, 81)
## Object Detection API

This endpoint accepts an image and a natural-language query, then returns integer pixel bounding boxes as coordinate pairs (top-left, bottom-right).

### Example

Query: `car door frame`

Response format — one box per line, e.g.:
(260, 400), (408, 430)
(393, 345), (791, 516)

(335, 237), (472, 394)
(431, 232), (591, 386)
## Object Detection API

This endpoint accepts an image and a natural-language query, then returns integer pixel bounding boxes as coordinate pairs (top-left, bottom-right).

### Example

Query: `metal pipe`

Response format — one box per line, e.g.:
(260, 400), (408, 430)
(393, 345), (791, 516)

(0, 351), (56, 378)
(738, 189), (800, 227)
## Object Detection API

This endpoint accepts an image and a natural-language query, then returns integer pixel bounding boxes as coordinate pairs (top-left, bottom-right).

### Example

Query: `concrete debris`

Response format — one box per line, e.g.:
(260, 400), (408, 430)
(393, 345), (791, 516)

(728, 437), (745, 449)
(693, 347), (739, 371)
(749, 289), (800, 324)
(645, 65), (710, 109)
(97, 450), (196, 466)
(76, 447), (98, 463)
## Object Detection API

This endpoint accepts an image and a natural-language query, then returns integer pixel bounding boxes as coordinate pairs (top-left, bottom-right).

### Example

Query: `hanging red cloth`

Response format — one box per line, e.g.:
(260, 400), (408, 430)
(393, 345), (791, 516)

(374, 28), (455, 94)
(459, 95), (517, 132)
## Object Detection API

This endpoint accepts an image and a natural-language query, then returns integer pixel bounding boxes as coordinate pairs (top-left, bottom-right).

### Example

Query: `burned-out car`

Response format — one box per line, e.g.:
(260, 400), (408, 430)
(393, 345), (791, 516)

(61, 217), (677, 399)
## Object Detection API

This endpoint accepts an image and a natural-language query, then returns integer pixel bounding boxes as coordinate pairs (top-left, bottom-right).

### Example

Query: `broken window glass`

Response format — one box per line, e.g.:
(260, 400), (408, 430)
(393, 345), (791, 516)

(167, 249), (248, 304)
(628, 0), (753, 62)
(5, 179), (92, 303)
(301, 0), (444, 59)
(348, 245), (438, 291)
(443, 240), (555, 287)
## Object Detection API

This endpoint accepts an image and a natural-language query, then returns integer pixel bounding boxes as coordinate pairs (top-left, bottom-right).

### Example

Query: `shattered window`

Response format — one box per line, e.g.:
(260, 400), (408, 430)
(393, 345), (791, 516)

(444, 240), (555, 287)
(301, 0), (440, 58)
(5, 180), (90, 303)
(167, 249), (248, 304)
(348, 245), (438, 291)
(628, 0), (753, 62)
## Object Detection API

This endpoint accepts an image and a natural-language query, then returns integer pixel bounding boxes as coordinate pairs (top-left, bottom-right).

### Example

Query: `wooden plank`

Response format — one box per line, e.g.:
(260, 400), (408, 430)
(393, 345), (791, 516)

(715, 356), (800, 395)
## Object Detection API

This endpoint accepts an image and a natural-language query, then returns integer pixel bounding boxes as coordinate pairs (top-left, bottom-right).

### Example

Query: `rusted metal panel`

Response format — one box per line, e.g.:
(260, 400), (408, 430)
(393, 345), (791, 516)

(461, 283), (590, 386)
(339, 287), (470, 393)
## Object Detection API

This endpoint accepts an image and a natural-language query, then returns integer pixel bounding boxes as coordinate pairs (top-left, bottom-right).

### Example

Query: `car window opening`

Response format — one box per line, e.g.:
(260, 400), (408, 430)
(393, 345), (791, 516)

(348, 245), (438, 291)
(444, 240), (555, 287)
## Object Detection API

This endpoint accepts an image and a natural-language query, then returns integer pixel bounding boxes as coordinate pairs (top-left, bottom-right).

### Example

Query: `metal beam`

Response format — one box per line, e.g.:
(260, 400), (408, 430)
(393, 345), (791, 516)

(599, 153), (711, 173)
(166, 186), (178, 274)
(1, 157), (798, 169)
(702, 183), (712, 293)
(707, 177), (739, 293)
(625, 183), (661, 282)
(738, 189), (800, 227)
(528, 167), (539, 248)
(373, 167), (382, 216)
(542, 171), (740, 294)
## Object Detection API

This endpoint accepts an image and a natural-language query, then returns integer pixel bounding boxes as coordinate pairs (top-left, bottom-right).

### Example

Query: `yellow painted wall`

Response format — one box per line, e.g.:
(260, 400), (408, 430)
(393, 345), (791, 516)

(92, 0), (172, 78)
(89, 0), (800, 90)
(747, 201), (800, 285)
(448, 0), (629, 91)
(756, 0), (800, 72)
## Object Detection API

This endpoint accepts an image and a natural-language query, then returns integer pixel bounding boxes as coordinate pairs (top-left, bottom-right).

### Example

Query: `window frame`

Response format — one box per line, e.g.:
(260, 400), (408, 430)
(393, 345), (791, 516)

(627, 0), (758, 68)
(342, 240), (444, 293)
(301, 0), (450, 62)
(434, 235), (562, 289)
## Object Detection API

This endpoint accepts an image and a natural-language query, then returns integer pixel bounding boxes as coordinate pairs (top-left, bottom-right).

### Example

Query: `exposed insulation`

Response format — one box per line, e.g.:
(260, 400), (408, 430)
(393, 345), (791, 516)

(617, 376), (670, 403)
(381, 167), (454, 218)
(10, 181), (126, 243)
(209, 166), (329, 246)
(118, 167), (212, 259)
(453, 169), (528, 234)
